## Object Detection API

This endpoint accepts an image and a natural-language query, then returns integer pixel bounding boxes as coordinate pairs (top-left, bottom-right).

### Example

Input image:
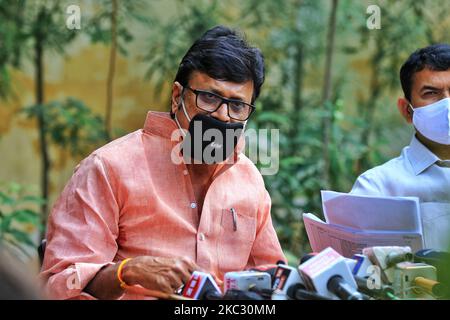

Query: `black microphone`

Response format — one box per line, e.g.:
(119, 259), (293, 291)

(248, 287), (273, 299)
(414, 249), (450, 279)
(414, 249), (450, 266)
(222, 289), (264, 300)
(286, 283), (330, 300)
(327, 275), (365, 301)
(354, 276), (395, 299)
(202, 291), (224, 300)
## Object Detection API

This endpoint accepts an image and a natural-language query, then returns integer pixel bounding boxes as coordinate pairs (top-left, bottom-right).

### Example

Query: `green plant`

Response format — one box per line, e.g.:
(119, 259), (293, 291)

(0, 0), (26, 99)
(0, 0), (80, 224)
(22, 97), (108, 237)
(0, 182), (44, 257)
(23, 97), (108, 158)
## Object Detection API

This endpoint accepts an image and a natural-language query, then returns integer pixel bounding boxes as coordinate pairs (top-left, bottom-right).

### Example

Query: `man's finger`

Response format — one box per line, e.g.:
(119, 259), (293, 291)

(172, 263), (193, 284)
(179, 257), (199, 272)
(165, 270), (184, 291)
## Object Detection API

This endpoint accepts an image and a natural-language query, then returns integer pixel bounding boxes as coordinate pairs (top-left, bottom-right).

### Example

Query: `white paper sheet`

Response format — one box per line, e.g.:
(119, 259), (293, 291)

(321, 190), (422, 234)
(303, 213), (423, 258)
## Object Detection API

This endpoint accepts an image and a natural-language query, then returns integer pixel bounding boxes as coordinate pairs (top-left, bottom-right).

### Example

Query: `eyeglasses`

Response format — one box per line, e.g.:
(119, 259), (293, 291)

(183, 86), (255, 121)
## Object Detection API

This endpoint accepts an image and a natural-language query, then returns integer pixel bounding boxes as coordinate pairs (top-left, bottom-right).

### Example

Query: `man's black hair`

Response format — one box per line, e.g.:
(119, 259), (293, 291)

(400, 43), (450, 101)
(174, 25), (265, 105)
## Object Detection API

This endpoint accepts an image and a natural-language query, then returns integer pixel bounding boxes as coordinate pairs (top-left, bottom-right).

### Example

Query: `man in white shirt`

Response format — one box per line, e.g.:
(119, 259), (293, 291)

(351, 44), (450, 250)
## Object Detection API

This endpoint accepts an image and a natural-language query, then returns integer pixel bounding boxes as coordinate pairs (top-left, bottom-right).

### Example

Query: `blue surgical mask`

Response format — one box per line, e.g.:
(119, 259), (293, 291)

(409, 97), (450, 145)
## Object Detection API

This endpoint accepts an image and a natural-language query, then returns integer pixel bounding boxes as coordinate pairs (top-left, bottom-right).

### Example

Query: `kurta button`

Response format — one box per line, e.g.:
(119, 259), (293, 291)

(198, 233), (205, 241)
(183, 170), (188, 175)
(190, 202), (197, 209)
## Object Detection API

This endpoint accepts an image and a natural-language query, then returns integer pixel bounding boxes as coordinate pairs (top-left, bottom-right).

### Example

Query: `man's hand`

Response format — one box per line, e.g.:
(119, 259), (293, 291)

(122, 256), (200, 293)
(85, 255), (201, 299)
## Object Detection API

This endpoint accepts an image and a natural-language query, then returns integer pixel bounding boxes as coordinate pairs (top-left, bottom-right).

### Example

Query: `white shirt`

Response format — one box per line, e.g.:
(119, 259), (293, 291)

(350, 135), (450, 250)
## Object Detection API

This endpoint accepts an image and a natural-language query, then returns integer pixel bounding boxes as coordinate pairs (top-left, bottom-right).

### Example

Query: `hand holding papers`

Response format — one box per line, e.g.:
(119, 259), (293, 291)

(303, 191), (424, 258)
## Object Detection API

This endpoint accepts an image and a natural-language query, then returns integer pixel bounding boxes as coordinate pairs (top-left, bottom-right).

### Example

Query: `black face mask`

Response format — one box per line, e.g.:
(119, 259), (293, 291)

(181, 113), (244, 164)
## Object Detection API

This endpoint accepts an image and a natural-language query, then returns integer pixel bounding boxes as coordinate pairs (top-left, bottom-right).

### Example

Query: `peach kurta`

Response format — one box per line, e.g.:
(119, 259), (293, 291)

(40, 111), (285, 299)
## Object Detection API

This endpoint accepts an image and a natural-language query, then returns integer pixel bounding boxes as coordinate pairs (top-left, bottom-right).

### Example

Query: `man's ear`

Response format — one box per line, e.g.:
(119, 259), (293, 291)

(397, 97), (413, 124)
(171, 82), (183, 115)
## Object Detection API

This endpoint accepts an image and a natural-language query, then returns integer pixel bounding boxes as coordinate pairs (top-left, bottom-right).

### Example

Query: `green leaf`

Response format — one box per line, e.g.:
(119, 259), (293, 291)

(7, 229), (36, 248)
(9, 209), (40, 225)
(0, 191), (15, 206)
(8, 182), (22, 194)
(22, 195), (47, 205)
(1, 215), (13, 232)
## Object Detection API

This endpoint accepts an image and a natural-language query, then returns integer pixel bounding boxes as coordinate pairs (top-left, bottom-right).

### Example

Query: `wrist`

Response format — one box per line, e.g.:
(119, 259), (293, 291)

(118, 258), (138, 288)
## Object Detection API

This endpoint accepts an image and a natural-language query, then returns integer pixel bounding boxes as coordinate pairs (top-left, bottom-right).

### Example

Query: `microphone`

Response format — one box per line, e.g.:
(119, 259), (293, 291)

(327, 275), (365, 300)
(363, 246), (412, 268)
(270, 262), (333, 300)
(385, 251), (413, 268)
(352, 254), (374, 278)
(392, 261), (439, 299)
(344, 258), (357, 273)
(247, 263), (281, 284)
(414, 277), (445, 298)
(286, 283), (330, 300)
(224, 271), (272, 293)
(298, 247), (365, 300)
(362, 246), (413, 284)
(301, 253), (358, 273)
(271, 264), (304, 300)
(414, 249), (450, 298)
(299, 253), (318, 265)
(354, 276), (396, 299)
(181, 271), (222, 300)
(414, 249), (450, 280)
(272, 264), (303, 292)
(222, 289), (264, 300)
(414, 249), (450, 267)
(351, 253), (395, 299)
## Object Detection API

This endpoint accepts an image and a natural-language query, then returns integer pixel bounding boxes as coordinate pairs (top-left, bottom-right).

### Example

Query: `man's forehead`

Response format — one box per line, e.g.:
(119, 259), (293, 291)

(413, 68), (450, 90)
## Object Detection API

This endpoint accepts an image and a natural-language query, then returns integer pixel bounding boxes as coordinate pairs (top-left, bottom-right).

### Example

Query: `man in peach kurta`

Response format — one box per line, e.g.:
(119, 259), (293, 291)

(40, 25), (285, 300)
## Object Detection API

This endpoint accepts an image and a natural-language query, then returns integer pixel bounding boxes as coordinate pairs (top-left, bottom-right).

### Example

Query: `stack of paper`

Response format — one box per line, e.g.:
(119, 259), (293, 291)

(303, 191), (424, 258)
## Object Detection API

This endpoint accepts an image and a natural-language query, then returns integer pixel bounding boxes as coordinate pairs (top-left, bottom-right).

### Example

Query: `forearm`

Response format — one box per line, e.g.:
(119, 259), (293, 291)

(84, 263), (124, 300)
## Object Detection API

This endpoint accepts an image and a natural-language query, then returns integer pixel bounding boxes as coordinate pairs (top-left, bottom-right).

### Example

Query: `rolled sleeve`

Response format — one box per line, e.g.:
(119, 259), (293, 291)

(40, 153), (120, 300)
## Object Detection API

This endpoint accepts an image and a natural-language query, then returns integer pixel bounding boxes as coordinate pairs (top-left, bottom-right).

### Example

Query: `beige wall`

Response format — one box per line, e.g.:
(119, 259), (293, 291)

(0, 0), (436, 271)
(0, 0), (179, 210)
(0, 23), (173, 271)
(0, 38), (170, 211)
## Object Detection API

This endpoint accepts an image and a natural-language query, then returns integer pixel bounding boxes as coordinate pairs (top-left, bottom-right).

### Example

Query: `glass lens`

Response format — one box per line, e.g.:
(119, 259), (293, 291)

(197, 91), (221, 112)
(195, 89), (253, 120)
(229, 101), (251, 120)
